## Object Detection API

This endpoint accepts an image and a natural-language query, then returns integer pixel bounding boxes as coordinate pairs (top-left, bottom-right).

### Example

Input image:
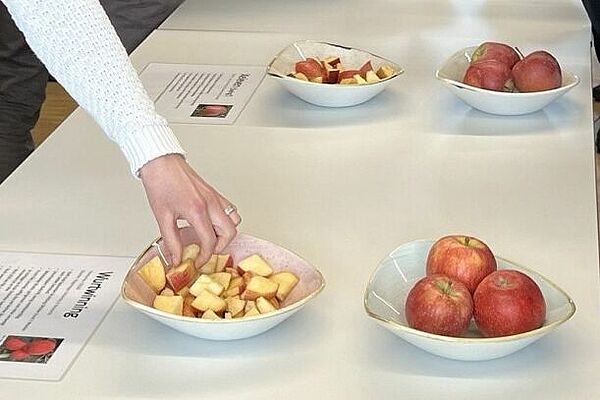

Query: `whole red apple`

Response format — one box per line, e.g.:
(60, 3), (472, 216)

(405, 274), (473, 337)
(512, 50), (562, 92)
(473, 269), (546, 337)
(471, 41), (521, 69)
(463, 60), (513, 92)
(426, 235), (497, 293)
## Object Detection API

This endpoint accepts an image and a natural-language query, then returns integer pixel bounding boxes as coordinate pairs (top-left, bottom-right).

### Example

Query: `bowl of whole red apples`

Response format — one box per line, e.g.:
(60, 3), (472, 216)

(436, 42), (580, 115)
(122, 227), (325, 340)
(364, 235), (575, 361)
(267, 40), (403, 107)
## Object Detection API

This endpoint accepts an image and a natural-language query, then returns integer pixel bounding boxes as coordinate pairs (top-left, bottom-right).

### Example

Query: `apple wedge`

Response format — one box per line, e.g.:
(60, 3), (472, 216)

(201, 310), (221, 320)
(166, 259), (196, 293)
(198, 254), (218, 274)
(359, 60), (373, 78)
(215, 254), (233, 273)
(244, 300), (256, 314)
(237, 254), (274, 277)
(269, 271), (299, 302)
(376, 64), (395, 79)
(256, 296), (277, 314)
(182, 295), (197, 317)
(226, 297), (246, 317)
(153, 295), (183, 316)
(137, 256), (166, 293)
(189, 274), (224, 297)
(191, 290), (226, 313)
(160, 288), (174, 296)
(365, 70), (381, 83)
(182, 243), (200, 262)
(210, 272), (232, 289)
(241, 276), (279, 301)
(244, 307), (260, 317)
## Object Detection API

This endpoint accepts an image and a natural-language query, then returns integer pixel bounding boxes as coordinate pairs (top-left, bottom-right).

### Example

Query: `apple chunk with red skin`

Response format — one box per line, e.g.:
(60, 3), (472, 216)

(166, 259), (196, 293)
(512, 50), (561, 92)
(405, 275), (473, 337)
(474, 269), (546, 337)
(471, 41), (521, 69)
(241, 276), (279, 301)
(295, 58), (326, 81)
(426, 235), (497, 293)
(137, 256), (166, 293)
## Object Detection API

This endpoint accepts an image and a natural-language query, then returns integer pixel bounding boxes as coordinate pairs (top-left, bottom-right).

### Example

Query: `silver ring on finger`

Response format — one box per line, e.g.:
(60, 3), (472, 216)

(223, 204), (237, 216)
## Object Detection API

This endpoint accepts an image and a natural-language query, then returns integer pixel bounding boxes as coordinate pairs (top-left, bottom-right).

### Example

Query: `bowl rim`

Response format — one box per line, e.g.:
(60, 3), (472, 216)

(121, 232), (326, 324)
(266, 39), (404, 87)
(363, 239), (576, 343)
(435, 46), (580, 96)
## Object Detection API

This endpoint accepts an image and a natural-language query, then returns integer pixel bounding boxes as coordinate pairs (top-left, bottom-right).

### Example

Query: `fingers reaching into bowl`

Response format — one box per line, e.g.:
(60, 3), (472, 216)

(139, 154), (240, 267)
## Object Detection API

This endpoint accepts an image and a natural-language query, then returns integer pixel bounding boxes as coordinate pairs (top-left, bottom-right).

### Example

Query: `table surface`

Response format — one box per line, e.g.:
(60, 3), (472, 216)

(1, 2), (599, 399)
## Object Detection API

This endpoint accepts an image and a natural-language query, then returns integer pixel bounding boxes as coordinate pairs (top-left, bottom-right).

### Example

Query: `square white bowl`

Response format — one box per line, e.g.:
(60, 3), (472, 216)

(122, 228), (325, 341)
(436, 46), (580, 115)
(364, 240), (575, 361)
(267, 40), (403, 107)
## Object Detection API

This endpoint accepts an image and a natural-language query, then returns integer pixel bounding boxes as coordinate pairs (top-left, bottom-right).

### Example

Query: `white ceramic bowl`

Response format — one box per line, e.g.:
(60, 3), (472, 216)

(435, 46), (580, 115)
(122, 228), (325, 340)
(267, 40), (403, 107)
(364, 240), (575, 361)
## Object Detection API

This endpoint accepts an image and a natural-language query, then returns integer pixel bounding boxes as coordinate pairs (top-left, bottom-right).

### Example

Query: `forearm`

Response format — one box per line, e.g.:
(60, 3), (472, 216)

(2, 0), (184, 175)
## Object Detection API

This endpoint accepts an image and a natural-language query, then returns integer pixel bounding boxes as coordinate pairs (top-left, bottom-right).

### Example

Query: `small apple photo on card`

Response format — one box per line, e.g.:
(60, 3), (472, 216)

(191, 104), (233, 118)
(0, 335), (63, 364)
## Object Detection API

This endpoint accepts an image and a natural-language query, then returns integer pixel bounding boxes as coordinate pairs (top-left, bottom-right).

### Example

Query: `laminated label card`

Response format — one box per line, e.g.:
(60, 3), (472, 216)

(0, 252), (131, 381)
(140, 63), (265, 125)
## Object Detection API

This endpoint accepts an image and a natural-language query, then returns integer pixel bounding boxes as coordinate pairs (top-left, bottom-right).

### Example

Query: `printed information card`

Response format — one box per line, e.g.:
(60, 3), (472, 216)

(0, 252), (132, 381)
(140, 63), (265, 125)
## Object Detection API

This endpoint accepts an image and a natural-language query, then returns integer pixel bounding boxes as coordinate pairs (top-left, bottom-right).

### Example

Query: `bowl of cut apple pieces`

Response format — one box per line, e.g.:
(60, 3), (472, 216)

(267, 40), (403, 107)
(122, 227), (325, 340)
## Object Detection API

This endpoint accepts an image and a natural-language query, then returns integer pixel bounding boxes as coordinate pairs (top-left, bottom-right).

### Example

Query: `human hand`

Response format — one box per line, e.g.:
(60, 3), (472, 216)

(139, 154), (241, 267)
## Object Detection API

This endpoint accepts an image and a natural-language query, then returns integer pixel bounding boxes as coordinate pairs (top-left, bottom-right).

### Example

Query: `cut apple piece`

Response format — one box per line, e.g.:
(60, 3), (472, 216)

(244, 300), (256, 314)
(242, 271), (255, 285)
(295, 58), (325, 80)
(224, 312), (233, 319)
(224, 285), (243, 298)
(191, 290), (226, 313)
(209, 272), (232, 289)
(215, 254), (233, 273)
(225, 267), (240, 277)
(182, 295), (197, 317)
(359, 60), (373, 78)
(176, 286), (190, 297)
(153, 295), (183, 316)
(270, 297), (280, 309)
(182, 243), (200, 262)
(365, 70), (381, 83)
(293, 72), (309, 81)
(238, 254), (274, 277)
(256, 296), (277, 314)
(244, 307), (260, 317)
(226, 297), (246, 317)
(137, 256), (166, 294)
(160, 288), (174, 296)
(376, 64), (395, 79)
(310, 76), (324, 83)
(269, 271), (300, 302)
(201, 310), (221, 320)
(166, 259), (196, 293)
(323, 56), (341, 67)
(339, 78), (357, 85)
(189, 274), (224, 297)
(338, 69), (360, 81)
(228, 276), (245, 290)
(241, 276), (279, 301)
(353, 74), (368, 85)
(198, 254), (218, 274)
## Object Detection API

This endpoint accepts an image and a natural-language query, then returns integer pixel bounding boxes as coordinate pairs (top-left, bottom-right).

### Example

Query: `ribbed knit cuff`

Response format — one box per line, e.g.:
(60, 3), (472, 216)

(119, 124), (186, 178)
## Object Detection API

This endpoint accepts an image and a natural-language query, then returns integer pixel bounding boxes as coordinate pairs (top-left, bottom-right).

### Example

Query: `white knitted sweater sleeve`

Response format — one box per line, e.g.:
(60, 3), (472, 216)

(2, 0), (185, 176)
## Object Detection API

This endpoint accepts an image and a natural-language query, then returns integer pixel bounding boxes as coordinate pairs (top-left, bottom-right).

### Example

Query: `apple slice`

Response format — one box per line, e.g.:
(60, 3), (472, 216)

(215, 254), (233, 273)
(182, 295), (197, 317)
(182, 243), (200, 262)
(189, 274), (224, 297)
(323, 56), (341, 67)
(256, 296), (277, 314)
(295, 58), (326, 80)
(310, 76), (324, 84)
(365, 70), (381, 83)
(228, 276), (245, 290)
(160, 288), (175, 296)
(137, 256), (166, 293)
(293, 72), (309, 81)
(210, 272), (232, 289)
(269, 271), (300, 302)
(244, 300), (256, 314)
(237, 254), (274, 277)
(224, 286), (243, 298)
(376, 64), (395, 79)
(201, 310), (221, 320)
(241, 276), (279, 301)
(353, 74), (368, 85)
(339, 78), (357, 85)
(338, 69), (361, 81)
(166, 259), (196, 293)
(244, 307), (261, 317)
(226, 297), (246, 317)
(153, 295), (183, 316)
(198, 254), (218, 274)
(359, 60), (373, 78)
(191, 290), (226, 313)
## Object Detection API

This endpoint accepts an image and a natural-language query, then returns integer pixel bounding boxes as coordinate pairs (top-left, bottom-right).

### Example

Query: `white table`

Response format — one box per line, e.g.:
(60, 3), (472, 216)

(1, 3), (599, 399)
